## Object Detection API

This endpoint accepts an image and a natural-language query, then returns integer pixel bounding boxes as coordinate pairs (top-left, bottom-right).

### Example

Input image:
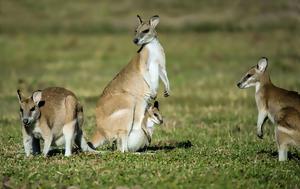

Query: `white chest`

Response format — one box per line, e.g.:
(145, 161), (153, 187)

(148, 61), (159, 91)
(146, 119), (154, 137)
(146, 39), (165, 91)
(32, 122), (43, 139)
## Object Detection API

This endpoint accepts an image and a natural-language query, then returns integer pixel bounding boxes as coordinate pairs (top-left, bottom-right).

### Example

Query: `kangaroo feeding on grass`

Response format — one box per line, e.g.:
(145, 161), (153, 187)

(91, 15), (170, 152)
(127, 101), (163, 152)
(237, 57), (300, 161)
(17, 87), (95, 157)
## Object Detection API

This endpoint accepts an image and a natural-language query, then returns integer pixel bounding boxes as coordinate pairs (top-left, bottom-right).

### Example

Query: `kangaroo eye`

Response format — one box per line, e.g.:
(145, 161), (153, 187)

(154, 113), (158, 117)
(20, 107), (23, 112)
(246, 74), (252, 78)
(30, 107), (35, 111)
(142, 29), (149, 33)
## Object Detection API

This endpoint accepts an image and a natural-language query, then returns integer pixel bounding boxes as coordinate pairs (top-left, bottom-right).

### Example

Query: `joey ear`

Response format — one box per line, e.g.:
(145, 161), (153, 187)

(32, 90), (42, 105)
(154, 101), (159, 110)
(149, 15), (160, 28)
(257, 57), (268, 72)
(137, 15), (143, 24)
(17, 89), (24, 102)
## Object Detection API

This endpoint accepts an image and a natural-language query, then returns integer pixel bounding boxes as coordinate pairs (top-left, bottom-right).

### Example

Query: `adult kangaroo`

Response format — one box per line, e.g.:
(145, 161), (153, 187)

(91, 15), (170, 152)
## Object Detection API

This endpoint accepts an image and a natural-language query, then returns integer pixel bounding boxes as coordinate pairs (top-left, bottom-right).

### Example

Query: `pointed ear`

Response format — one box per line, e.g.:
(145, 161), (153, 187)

(137, 15), (143, 24)
(32, 90), (42, 105)
(154, 101), (159, 110)
(257, 57), (268, 72)
(149, 15), (160, 28)
(17, 89), (24, 102)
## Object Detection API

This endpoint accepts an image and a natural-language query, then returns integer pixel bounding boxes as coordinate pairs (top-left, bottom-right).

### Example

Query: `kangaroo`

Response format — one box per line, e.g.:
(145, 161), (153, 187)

(237, 57), (300, 161)
(127, 101), (163, 152)
(17, 87), (94, 157)
(91, 15), (170, 152)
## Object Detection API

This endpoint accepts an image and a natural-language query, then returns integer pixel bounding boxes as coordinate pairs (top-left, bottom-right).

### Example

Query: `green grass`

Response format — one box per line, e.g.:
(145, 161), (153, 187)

(1, 1), (300, 188)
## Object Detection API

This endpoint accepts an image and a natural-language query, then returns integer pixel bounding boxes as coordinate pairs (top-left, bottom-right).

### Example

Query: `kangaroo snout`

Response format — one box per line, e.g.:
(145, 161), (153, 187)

(237, 82), (242, 88)
(23, 118), (29, 125)
(133, 38), (139, 44)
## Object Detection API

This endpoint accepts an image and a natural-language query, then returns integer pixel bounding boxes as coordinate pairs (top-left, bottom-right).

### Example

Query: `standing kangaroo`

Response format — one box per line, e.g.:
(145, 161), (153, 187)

(237, 58), (300, 161)
(91, 15), (170, 152)
(17, 87), (94, 157)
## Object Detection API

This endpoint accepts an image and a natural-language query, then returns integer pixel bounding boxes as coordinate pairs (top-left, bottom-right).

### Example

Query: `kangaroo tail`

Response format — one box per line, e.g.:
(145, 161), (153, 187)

(76, 102), (84, 128)
(78, 134), (97, 152)
(87, 141), (97, 150)
(74, 102), (95, 152)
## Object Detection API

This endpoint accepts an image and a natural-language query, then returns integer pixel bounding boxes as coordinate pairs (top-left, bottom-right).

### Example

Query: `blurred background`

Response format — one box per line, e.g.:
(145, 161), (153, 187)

(1, 0), (300, 33)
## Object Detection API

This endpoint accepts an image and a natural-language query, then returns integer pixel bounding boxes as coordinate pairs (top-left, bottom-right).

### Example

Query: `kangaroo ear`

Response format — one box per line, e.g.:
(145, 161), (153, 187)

(149, 15), (160, 28)
(154, 101), (159, 110)
(137, 15), (143, 24)
(257, 57), (268, 72)
(17, 89), (24, 102)
(32, 90), (42, 105)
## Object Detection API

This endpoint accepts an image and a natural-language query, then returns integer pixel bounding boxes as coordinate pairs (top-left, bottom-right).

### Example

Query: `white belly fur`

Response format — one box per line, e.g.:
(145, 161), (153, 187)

(32, 123), (43, 139)
(146, 38), (164, 92)
(127, 128), (147, 152)
(148, 62), (159, 92)
(32, 121), (71, 147)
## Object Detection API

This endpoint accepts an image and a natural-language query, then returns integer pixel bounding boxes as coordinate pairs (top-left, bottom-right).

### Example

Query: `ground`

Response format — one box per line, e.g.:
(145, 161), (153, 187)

(1, 1), (300, 189)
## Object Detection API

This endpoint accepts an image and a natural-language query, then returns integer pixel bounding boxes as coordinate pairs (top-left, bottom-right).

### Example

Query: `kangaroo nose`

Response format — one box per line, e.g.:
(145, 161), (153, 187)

(133, 38), (139, 44)
(237, 82), (241, 88)
(23, 118), (29, 125)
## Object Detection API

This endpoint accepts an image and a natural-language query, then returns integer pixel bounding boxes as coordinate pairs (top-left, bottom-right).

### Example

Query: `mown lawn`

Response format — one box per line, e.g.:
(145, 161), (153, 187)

(1, 31), (300, 188)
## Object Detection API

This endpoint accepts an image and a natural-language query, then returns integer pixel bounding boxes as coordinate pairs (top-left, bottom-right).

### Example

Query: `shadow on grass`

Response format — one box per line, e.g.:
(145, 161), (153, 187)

(45, 140), (193, 156)
(257, 149), (300, 162)
(142, 140), (193, 152)
(47, 148), (82, 157)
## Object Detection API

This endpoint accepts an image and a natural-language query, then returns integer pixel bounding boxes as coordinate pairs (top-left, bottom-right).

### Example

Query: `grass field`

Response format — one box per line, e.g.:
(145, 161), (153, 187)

(1, 1), (300, 189)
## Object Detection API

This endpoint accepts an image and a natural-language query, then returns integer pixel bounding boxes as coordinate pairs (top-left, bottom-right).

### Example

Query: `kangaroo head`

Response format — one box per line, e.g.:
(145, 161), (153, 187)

(237, 57), (269, 89)
(133, 15), (160, 46)
(17, 89), (44, 127)
(146, 101), (163, 125)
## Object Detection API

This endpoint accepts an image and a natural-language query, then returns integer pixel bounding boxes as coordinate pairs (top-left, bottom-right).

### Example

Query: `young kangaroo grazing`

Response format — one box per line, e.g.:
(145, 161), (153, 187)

(91, 15), (170, 152)
(237, 57), (300, 161)
(17, 87), (95, 157)
(127, 101), (163, 152)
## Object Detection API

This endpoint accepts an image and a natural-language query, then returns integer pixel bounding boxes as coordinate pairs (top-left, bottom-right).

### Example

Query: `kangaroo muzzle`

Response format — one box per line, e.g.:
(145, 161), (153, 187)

(133, 38), (139, 44)
(237, 82), (243, 88)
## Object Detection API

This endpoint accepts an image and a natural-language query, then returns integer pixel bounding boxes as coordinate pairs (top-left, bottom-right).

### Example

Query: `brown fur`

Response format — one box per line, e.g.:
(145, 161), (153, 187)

(91, 50), (152, 151)
(91, 15), (169, 152)
(237, 58), (300, 161)
(17, 87), (94, 157)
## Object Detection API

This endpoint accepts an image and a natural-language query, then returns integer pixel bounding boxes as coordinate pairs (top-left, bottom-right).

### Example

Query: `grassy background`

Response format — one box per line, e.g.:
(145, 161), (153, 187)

(1, 0), (300, 188)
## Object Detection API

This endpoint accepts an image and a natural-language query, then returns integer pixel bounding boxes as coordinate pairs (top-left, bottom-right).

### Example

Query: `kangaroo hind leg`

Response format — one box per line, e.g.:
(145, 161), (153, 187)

(63, 95), (77, 156)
